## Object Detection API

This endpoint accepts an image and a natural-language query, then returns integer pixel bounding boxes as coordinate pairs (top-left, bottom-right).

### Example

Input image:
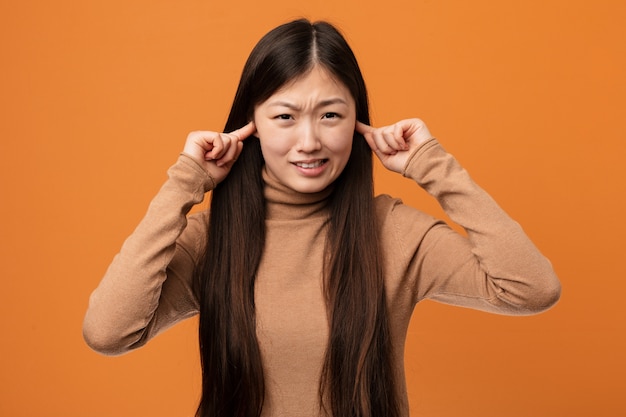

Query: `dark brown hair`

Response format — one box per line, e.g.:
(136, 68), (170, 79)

(196, 19), (400, 417)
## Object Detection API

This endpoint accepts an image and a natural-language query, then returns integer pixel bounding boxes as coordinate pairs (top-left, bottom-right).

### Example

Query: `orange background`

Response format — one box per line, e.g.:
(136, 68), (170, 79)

(1, 0), (624, 416)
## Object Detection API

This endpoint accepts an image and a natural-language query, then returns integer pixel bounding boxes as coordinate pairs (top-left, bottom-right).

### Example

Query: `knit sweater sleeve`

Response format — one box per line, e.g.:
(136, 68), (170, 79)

(83, 154), (212, 355)
(387, 138), (561, 315)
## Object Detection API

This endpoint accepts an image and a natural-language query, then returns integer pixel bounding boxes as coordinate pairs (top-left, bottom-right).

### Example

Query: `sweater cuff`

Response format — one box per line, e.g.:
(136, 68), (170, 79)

(161, 154), (215, 210)
(401, 137), (440, 180)
(175, 153), (216, 192)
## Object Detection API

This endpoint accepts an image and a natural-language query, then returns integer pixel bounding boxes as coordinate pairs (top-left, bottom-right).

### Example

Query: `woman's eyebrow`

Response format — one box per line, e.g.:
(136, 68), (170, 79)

(317, 98), (349, 108)
(267, 98), (349, 110)
(267, 101), (300, 110)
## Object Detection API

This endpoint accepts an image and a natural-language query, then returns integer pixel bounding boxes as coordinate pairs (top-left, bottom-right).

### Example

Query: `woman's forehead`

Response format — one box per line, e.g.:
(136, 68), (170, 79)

(261, 66), (353, 106)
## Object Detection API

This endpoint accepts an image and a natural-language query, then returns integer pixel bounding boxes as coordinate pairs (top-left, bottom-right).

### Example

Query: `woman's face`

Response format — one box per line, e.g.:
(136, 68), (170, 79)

(253, 66), (356, 194)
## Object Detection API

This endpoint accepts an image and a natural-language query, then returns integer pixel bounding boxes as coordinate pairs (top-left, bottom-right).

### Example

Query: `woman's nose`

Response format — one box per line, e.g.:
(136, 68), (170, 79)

(295, 122), (322, 153)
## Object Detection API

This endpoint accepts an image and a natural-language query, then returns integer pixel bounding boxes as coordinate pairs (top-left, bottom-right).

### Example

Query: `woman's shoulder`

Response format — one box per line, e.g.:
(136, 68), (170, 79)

(374, 194), (435, 221)
(374, 194), (442, 240)
(374, 193), (400, 210)
(176, 209), (210, 261)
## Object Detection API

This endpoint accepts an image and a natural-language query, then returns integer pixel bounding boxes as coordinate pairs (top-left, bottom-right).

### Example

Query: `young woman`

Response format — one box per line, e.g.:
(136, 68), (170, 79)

(83, 18), (561, 417)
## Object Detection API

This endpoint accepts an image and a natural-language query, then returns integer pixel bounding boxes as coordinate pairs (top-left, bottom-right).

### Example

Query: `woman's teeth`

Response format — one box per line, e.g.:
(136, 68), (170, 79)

(295, 160), (326, 168)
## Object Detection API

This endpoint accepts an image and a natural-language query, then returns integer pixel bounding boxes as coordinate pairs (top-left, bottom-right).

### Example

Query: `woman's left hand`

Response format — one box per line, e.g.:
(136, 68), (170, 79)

(356, 119), (434, 173)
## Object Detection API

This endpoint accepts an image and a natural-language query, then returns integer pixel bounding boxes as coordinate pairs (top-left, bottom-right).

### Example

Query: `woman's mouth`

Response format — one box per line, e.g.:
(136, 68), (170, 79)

(292, 159), (329, 177)
(294, 159), (328, 169)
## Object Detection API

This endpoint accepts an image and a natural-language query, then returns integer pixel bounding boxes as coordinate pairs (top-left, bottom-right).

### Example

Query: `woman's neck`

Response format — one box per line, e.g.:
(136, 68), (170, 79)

(262, 167), (334, 220)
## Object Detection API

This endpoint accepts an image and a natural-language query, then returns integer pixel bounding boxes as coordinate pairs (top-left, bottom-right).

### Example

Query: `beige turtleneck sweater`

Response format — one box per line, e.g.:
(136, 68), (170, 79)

(83, 138), (561, 416)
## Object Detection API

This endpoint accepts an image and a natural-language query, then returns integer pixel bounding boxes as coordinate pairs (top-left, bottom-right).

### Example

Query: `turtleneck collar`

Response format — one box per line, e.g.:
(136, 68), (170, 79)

(262, 167), (333, 220)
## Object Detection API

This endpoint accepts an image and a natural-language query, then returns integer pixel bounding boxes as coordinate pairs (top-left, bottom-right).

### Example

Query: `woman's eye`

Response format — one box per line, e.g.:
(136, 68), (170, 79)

(322, 112), (340, 119)
(276, 114), (292, 120)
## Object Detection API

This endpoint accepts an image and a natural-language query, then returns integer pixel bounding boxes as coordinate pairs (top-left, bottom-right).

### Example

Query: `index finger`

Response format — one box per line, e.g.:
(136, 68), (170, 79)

(355, 121), (378, 151)
(229, 121), (257, 141)
(355, 121), (374, 135)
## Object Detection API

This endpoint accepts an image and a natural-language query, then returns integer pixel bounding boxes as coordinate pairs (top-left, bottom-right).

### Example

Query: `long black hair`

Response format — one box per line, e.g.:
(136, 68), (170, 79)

(196, 19), (400, 417)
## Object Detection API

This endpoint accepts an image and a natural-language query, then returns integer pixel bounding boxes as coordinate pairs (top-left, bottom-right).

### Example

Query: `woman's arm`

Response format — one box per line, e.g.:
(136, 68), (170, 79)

(359, 120), (561, 314)
(83, 123), (256, 355)
(83, 155), (211, 355)
(401, 138), (560, 313)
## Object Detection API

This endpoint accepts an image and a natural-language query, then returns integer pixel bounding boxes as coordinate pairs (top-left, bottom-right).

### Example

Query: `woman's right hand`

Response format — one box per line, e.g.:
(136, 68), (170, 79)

(182, 121), (256, 185)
